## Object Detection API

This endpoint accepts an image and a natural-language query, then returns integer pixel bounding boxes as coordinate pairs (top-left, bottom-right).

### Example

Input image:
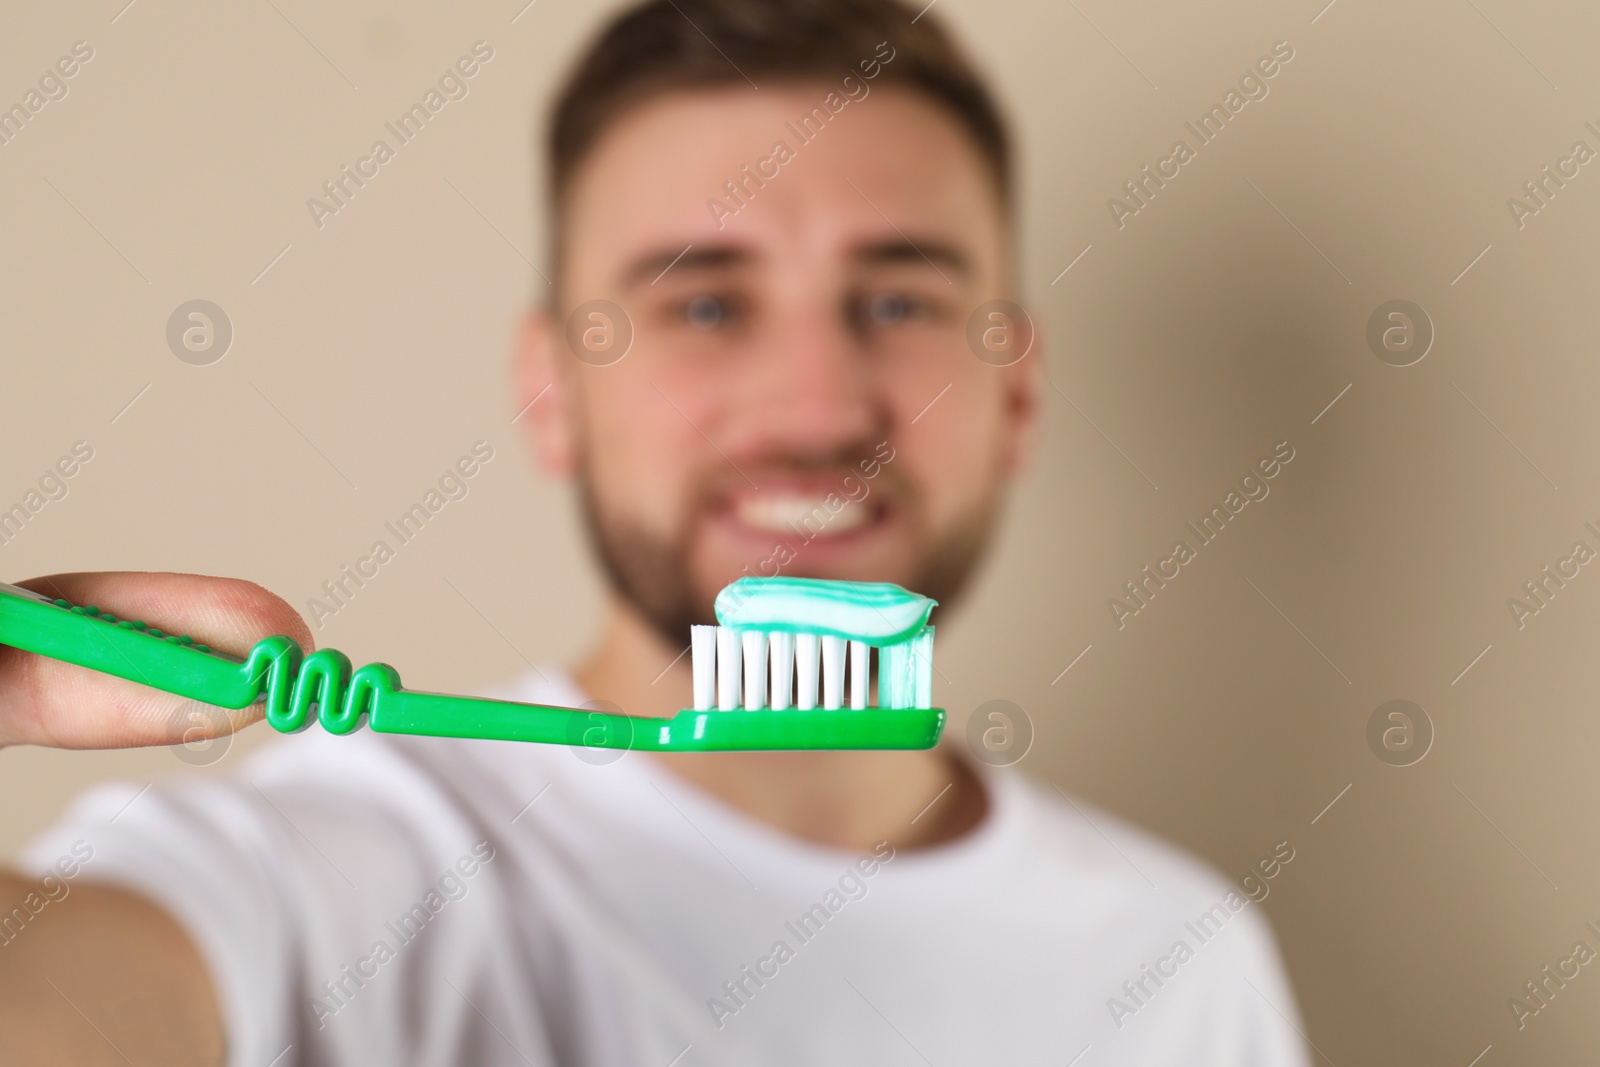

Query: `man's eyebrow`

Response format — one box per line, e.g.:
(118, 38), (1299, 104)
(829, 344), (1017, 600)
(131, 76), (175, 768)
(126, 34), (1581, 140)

(621, 244), (751, 288)
(852, 238), (971, 282)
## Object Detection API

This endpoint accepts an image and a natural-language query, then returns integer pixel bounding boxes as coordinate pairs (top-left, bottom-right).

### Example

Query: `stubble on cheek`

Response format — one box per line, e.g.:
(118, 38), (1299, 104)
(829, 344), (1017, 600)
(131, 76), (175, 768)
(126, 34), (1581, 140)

(573, 437), (712, 648)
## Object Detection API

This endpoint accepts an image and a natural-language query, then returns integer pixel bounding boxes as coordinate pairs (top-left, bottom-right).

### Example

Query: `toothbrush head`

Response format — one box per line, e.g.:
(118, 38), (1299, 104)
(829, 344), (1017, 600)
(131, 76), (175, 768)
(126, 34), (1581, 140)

(658, 577), (944, 750)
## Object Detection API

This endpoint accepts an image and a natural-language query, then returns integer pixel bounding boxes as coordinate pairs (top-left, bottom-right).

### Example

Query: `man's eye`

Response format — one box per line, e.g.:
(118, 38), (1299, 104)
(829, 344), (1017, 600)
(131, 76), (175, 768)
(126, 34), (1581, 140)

(860, 292), (924, 328)
(684, 295), (731, 329)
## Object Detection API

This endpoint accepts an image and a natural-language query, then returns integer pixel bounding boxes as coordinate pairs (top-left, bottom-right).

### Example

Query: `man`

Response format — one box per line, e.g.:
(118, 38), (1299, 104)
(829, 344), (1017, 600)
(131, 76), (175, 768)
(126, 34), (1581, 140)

(0, 0), (1311, 1063)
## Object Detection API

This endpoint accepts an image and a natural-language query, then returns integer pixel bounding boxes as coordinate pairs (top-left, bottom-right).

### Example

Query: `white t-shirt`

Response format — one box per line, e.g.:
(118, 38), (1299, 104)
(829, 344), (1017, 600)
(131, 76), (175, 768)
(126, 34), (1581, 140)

(23, 669), (1311, 1066)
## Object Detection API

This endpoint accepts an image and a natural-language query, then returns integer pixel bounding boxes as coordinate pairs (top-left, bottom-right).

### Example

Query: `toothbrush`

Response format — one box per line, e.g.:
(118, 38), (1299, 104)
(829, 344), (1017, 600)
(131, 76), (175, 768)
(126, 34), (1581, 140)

(0, 576), (944, 752)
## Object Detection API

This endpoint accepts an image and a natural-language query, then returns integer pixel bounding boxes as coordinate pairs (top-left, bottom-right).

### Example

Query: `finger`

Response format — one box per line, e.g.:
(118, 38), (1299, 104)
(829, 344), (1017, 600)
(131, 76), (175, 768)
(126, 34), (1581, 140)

(16, 572), (313, 655)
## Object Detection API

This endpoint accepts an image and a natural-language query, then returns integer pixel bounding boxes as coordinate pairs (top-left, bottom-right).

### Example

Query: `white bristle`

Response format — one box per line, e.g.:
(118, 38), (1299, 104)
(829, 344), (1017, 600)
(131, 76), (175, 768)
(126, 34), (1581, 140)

(885, 642), (912, 709)
(795, 633), (820, 710)
(716, 626), (740, 711)
(769, 631), (794, 711)
(821, 635), (845, 710)
(914, 627), (934, 708)
(849, 640), (869, 709)
(691, 625), (717, 710)
(742, 631), (768, 710)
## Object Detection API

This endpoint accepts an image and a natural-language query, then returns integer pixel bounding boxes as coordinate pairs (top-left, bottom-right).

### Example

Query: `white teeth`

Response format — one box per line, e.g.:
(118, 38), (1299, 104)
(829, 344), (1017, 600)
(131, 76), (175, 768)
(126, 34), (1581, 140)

(691, 625), (717, 710)
(686, 624), (932, 713)
(742, 631), (767, 711)
(769, 632), (794, 711)
(735, 494), (870, 537)
(795, 633), (820, 710)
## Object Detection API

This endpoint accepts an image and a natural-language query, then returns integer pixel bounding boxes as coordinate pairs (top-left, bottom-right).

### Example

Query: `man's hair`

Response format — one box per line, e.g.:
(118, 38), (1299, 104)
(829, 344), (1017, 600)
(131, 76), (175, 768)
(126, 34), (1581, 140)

(546, 0), (1012, 266)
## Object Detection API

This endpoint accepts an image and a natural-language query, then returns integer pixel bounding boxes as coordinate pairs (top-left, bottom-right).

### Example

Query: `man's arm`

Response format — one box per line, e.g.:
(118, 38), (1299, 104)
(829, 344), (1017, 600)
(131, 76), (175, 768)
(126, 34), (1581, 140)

(0, 571), (313, 1063)
(0, 872), (224, 1066)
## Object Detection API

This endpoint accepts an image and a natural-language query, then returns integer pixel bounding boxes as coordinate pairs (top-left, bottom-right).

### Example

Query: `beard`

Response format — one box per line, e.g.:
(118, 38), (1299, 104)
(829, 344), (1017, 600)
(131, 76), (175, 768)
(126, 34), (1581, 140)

(574, 449), (999, 651)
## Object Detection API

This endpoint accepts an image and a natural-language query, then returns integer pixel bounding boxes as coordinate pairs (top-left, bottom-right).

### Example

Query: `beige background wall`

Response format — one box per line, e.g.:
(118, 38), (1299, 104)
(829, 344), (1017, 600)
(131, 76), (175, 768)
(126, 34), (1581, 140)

(4, 0), (1599, 1061)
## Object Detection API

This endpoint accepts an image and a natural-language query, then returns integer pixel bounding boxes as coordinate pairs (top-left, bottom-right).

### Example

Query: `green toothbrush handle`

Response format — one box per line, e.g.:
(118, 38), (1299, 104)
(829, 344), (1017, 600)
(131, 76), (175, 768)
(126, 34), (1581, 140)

(0, 583), (249, 704)
(375, 689), (944, 751)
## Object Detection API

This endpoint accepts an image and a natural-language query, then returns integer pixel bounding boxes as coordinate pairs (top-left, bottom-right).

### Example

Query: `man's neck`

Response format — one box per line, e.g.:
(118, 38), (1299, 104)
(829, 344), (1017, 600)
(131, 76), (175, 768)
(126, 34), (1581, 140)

(573, 598), (987, 852)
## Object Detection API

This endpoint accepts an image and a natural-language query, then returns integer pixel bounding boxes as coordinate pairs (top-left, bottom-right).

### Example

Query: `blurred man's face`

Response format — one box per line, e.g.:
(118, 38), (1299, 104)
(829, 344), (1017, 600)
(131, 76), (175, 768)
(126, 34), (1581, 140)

(524, 85), (1035, 642)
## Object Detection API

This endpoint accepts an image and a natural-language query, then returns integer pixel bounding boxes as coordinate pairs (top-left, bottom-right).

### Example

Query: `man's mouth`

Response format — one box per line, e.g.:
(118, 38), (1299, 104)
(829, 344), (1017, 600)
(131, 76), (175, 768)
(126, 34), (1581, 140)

(682, 469), (923, 588)
(732, 491), (875, 537)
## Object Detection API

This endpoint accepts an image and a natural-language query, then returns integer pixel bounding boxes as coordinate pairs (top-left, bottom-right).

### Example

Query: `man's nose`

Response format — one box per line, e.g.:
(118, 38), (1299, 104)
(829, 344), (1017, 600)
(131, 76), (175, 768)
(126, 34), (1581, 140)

(725, 303), (881, 459)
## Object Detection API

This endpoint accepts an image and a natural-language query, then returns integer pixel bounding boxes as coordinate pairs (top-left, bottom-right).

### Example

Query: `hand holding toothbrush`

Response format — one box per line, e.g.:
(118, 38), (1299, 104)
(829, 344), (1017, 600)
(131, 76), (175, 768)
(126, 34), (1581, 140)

(0, 571), (310, 751)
